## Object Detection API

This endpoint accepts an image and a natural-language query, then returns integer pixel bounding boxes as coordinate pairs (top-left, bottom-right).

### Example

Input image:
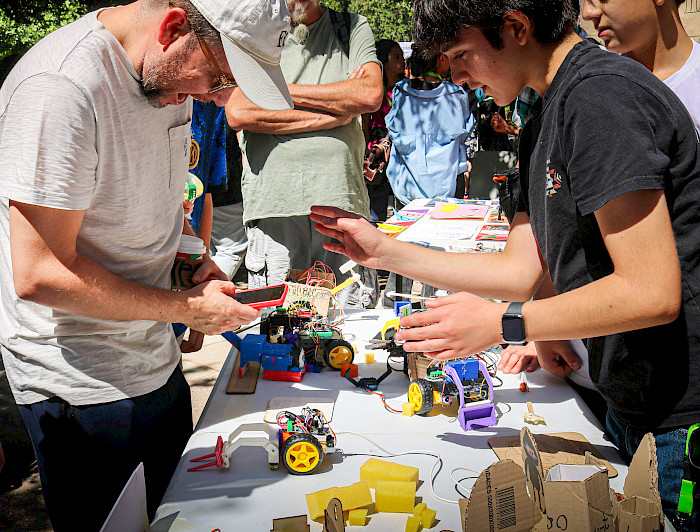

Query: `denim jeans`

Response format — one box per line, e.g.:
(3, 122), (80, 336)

(18, 366), (192, 532)
(606, 410), (697, 530)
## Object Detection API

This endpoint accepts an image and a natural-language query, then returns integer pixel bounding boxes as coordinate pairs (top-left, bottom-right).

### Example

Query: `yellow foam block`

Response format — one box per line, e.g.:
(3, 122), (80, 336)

(306, 482), (372, 521)
(413, 503), (427, 517)
(421, 508), (437, 528)
(360, 458), (419, 489)
(365, 352), (375, 363)
(375, 480), (416, 513)
(405, 515), (422, 532)
(402, 402), (416, 417)
(348, 508), (368, 526)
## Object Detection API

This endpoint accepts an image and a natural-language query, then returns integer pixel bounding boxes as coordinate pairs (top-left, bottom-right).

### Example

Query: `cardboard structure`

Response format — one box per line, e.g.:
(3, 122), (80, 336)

(489, 431), (618, 477)
(611, 434), (664, 532)
(543, 464), (612, 532)
(460, 428), (663, 531)
(459, 459), (542, 531)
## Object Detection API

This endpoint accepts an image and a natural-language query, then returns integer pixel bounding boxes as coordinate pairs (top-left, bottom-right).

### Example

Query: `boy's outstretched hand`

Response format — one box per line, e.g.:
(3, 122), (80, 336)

(310, 206), (391, 270)
(498, 343), (539, 374)
(395, 292), (507, 360)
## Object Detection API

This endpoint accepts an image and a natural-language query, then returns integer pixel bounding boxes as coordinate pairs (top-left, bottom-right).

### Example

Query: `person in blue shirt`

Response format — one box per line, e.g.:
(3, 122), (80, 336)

(174, 100), (228, 351)
(385, 43), (476, 208)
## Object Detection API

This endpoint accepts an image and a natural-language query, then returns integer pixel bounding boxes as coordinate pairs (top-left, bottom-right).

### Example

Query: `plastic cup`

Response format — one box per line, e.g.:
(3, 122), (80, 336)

(171, 234), (206, 290)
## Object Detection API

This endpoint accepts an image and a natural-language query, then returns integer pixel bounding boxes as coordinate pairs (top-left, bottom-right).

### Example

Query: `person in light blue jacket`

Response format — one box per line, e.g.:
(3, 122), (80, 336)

(386, 43), (476, 208)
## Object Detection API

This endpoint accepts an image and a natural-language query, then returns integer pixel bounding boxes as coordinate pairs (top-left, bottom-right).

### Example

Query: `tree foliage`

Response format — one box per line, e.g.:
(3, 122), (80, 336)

(323, 0), (413, 42)
(0, 0), (414, 61)
(0, 0), (89, 60)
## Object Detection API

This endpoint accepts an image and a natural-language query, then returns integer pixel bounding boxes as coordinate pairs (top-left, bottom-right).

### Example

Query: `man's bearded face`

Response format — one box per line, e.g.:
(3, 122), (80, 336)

(286, 0), (320, 25)
(141, 35), (197, 108)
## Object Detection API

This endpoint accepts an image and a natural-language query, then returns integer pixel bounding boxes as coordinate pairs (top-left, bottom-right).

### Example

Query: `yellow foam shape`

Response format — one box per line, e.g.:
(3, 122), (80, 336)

(405, 515), (422, 532)
(365, 352), (375, 363)
(413, 503), (427, 517)
(402, 403), (416, 417)
(375, 480), (416, 513)
(360, 458), (419, 489)
(305, 482), (372, 521)
(421, 508), (437, 528)
(348, 508), (368, 526)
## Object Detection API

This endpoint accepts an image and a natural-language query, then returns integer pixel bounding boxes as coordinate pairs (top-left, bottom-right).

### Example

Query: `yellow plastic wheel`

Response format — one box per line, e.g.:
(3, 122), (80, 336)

(281, 433), (323, 475)
(408, 378), (434, 415)
(323, 340), (354, 370)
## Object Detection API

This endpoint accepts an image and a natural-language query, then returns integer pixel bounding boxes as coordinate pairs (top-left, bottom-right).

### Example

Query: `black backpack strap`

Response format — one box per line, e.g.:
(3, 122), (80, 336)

(327, 8), (351, 58)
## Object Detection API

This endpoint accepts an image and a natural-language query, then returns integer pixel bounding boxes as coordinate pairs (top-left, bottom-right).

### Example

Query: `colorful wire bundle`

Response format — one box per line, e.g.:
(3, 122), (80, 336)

(275, 407), (336, 442)
(365, 389), (403, 414)
(291, 261), (337, 289)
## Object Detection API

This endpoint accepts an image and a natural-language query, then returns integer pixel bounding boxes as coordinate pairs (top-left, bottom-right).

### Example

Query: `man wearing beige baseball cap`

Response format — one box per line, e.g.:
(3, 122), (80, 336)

(0, 1), (289, 530)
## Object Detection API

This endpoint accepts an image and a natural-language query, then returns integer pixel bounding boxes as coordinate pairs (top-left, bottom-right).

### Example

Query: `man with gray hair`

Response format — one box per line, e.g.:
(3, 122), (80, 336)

(226, 0), (383, 306)
(0, 0), (290, 528)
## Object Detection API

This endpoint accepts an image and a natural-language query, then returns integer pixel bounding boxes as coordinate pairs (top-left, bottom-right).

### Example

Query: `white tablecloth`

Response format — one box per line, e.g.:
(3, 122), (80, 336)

(152, 309), (626, 531)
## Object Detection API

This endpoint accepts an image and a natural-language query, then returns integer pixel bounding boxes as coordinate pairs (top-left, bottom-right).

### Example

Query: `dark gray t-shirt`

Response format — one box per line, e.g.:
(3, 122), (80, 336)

(519, 40), (700, 429)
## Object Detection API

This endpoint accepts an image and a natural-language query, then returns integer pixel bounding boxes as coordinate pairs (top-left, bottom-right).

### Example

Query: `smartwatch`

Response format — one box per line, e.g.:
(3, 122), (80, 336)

(502, 302), (527, 345)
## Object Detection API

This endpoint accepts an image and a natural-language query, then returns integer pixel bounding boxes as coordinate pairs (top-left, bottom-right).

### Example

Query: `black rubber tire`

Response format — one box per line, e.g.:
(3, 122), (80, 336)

(323, 340), (355, 370)
(281, 433), (324, 475)
(408, 378), (434, 415)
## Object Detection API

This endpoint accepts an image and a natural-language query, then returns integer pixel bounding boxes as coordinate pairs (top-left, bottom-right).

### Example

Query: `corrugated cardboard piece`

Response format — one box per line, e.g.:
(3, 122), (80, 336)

(489, 431), (618, 478)
(462, 428), (664, 531)
(612, 433), (664, 532)
(543, 464), (612, 532)
(459, 459), (541, 532)
(520, 428), (546, 517)
(520, 426), (614, 532)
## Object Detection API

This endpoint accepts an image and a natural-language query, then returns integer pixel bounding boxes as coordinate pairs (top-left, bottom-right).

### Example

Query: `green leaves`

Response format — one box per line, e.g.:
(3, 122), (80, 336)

(0, 0), (414, 63)
(0, 0), (87, 60)
(323, 0), (413, 41)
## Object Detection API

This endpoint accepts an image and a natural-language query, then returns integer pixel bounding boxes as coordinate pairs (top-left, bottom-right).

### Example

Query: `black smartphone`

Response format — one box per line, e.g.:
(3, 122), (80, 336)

(234, 284), (288, 309)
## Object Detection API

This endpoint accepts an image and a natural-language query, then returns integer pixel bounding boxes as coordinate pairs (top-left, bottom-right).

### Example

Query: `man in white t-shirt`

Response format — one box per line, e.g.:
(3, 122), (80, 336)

(583, 0), (700, 134)
(0, 0), (291, 529)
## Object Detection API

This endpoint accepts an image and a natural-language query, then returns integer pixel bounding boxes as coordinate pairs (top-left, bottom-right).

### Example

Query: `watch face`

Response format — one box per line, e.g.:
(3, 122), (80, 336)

(502, 315), (526, 343)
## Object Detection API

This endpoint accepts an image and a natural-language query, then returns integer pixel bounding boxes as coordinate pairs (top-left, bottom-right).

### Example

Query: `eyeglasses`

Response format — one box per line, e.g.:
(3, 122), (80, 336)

(194, 31), (238, 93)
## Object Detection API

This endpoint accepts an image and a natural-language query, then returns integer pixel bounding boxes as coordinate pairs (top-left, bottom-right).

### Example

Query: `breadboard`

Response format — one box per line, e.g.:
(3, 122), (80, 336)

(226, 351), (260, 394)
(489, 431), (618, 477)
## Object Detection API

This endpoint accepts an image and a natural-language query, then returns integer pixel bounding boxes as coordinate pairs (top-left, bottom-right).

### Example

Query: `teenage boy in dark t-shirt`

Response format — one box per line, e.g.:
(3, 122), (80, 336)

(310, 0), (700, 525)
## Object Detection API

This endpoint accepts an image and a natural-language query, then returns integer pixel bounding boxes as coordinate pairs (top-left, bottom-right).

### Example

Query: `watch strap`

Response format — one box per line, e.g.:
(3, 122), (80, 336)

(505, 301), (524, 316)
(502, 301), (527, 345)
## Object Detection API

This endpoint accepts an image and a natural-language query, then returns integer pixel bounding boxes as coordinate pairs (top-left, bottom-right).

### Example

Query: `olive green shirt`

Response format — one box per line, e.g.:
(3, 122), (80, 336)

(240, 10), (378, 224)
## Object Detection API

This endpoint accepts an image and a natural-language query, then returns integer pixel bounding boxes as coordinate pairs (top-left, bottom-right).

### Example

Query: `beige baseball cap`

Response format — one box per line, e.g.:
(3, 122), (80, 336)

(190, 0), (293, 111)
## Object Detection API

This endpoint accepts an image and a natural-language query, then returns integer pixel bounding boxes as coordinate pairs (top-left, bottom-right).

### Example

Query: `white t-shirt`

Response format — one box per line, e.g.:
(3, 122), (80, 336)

(0, 11), (192, 405)
(665, 39), (700, 135)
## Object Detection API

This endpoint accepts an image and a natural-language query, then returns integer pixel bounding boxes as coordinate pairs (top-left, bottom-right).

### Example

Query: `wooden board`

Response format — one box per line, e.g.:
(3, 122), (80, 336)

(271, 514), (310, 532)
(488, 431), (618, 478)
(226, 351), (260, 394)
